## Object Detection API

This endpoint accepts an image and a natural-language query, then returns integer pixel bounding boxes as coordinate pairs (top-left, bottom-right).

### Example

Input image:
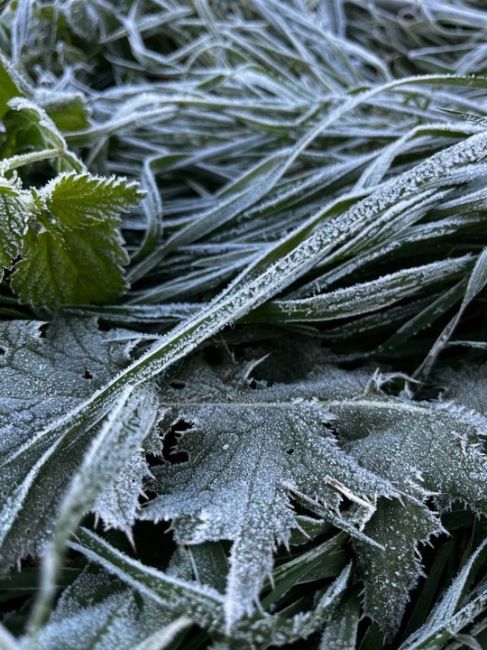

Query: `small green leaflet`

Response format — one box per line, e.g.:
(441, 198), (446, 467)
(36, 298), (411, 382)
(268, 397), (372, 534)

(10, 172), (143, 307)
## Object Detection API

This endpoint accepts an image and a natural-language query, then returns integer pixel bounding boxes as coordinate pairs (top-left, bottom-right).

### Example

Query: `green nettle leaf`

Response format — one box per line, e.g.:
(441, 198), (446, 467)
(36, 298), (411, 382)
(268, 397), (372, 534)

(141, 361), (397, 628)
(43, 172), (143, 227)
(11, 224), (128, 307)
(0, 317), (132, 571)
(11, 172), (143, 307)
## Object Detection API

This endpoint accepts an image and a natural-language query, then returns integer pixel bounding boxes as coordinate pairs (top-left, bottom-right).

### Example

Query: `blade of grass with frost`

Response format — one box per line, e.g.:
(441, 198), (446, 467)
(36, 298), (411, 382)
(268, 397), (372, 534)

(400, 540), (487, 650)
(251, 257), (472, 324)
(400, 540), (456, 641)
(128, 160), (163, 262)
(262, 533), (348, 606)
(27, 382), (159, 638)
(0, 624), (18, 650)
(355, 122), (484, 190)
(291, 489), (385, 549)
(376, 280), (468, 356)
(129, 74), (487, 280)
(65, 303), (199, 326)
(132, 617), (192, 650)
(71, 527), (225, 631)
(291, 211), (477, 299)
(71, 527), (352, 646)
(32, 564), (187, 650)
(129, 258), (254, 304)
(7, 129), (487, 495)
(415, 247), (487, 379)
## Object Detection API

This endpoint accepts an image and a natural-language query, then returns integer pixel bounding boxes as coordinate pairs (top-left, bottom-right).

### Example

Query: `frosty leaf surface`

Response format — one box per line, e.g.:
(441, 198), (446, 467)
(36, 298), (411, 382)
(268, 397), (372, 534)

(28, 382), (161, 635)
(329, 397), (487, 633)
(142, 360), (396, 628)
(353, 500), (440, 637)
(0, 317), (127, 453)
(0, 317), (130, 571)
(439, 363), (487, 415)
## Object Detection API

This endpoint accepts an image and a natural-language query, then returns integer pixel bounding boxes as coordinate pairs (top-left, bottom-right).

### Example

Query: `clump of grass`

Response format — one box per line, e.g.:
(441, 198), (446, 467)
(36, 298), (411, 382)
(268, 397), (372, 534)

(0, 2), (486, 649)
